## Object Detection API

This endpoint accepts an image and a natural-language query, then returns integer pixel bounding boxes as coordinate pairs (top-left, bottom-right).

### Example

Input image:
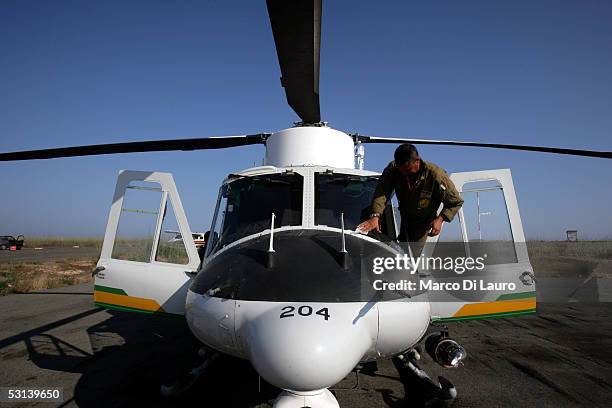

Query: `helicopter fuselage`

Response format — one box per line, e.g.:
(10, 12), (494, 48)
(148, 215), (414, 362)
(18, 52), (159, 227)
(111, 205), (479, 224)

(184, 162), (432, 392)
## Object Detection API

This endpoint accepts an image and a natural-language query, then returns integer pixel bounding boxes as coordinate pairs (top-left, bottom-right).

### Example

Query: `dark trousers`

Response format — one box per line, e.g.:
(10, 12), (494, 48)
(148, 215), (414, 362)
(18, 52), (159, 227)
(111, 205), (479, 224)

(397, 219), (429, 256)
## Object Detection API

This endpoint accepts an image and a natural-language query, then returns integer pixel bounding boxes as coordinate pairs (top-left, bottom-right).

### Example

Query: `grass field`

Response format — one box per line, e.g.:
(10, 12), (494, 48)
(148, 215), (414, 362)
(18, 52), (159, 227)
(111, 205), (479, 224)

(0, 237), (189, 295)
(1, 238), (609, 295)
(0, 258), (96, 295)
(23, 237), (103, 249)
(527, 240), (612, 261)
(22, 237), (188, 263)
(20, 237), (612, 256)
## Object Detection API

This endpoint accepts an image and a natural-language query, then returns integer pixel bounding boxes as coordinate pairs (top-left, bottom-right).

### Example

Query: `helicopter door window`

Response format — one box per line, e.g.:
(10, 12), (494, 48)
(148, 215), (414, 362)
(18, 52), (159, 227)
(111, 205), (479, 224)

(208, 173), (303, 253)
(206, 188), (227, 256)
(432, 208), (466, 259)
(314, 173), (395, 241)
(460, 180), (517, 264)
(156, 199), (189, 265)
(111, 181), (163, 262)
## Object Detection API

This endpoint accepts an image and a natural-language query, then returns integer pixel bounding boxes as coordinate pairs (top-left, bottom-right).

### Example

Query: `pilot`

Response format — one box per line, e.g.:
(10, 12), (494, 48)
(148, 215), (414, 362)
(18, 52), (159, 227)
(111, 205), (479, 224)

(357, 144), (464, 245)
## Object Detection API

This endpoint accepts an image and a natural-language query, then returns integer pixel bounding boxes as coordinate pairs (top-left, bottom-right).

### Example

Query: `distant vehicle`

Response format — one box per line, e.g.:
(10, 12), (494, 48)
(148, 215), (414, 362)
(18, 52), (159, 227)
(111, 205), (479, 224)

(0, 235), (24, 250)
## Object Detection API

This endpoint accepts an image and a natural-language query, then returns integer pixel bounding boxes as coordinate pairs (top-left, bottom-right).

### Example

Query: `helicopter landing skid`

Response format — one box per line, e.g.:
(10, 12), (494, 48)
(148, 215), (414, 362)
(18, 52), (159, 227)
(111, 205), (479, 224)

(273, 388), (339, 408)
(393, 350), (457, 402)
(160, 347), (219, 397)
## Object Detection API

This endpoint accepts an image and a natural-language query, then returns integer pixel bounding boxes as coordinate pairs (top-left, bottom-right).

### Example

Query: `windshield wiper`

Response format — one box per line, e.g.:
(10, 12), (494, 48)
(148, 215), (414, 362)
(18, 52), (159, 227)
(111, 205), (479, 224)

(323, 176), (375, 185)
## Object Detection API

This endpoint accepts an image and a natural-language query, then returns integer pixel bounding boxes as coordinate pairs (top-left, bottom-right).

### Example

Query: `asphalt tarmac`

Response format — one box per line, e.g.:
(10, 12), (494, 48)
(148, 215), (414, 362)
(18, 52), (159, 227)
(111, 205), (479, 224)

(0, 248), (100, 263)
(1, 283), (611, 407)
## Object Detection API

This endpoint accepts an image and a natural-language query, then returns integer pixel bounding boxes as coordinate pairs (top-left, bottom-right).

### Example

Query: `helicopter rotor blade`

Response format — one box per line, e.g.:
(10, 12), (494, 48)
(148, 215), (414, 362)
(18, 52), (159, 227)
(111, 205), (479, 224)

(354, 135), (612, 159)
(266, 0), (322, 124)
(0, 134), (269, 161)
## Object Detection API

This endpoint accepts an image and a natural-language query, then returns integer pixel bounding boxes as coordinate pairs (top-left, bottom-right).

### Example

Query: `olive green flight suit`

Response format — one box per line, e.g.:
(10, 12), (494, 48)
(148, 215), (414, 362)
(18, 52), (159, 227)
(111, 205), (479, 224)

(371, 160), (464, 243)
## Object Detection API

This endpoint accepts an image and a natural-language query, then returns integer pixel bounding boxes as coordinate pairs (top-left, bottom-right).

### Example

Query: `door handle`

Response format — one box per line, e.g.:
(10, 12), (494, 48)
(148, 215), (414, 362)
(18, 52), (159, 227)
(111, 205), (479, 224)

(185, 270), (198, 278)
(92, 266), (105, 277)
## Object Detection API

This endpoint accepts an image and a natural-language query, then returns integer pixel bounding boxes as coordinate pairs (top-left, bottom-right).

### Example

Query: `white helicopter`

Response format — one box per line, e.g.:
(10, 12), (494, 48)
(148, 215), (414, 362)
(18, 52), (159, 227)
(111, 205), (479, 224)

(1, 1), (611, 407)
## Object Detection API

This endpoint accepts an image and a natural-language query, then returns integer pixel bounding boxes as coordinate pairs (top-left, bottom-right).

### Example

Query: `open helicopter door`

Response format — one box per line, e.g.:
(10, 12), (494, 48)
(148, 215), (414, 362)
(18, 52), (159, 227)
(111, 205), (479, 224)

(94, 170), (200, 316)
(424, 169), (536, 321)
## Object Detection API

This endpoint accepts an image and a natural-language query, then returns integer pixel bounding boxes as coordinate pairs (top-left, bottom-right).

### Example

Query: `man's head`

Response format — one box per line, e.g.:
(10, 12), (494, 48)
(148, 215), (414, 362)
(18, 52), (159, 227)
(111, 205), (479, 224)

(394, 144), (421, 175)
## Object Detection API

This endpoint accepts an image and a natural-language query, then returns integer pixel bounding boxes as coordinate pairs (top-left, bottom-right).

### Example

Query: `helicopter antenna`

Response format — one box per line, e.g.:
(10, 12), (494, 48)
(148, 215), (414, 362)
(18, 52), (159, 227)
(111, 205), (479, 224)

(267, 212), (277, 269)
(268, 212), (276, 253)
(340, 212), (350, 270)
(340, 212), (347, 254)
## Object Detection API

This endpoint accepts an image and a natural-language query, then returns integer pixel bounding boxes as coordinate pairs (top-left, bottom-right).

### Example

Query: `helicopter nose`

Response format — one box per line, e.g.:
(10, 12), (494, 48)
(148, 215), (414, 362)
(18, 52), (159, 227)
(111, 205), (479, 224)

(242, 303), (377, 392)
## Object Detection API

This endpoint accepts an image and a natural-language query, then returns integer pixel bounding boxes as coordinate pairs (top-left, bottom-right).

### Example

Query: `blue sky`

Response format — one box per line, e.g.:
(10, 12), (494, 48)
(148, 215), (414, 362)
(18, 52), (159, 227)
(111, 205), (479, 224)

(0, 0), (610, 240)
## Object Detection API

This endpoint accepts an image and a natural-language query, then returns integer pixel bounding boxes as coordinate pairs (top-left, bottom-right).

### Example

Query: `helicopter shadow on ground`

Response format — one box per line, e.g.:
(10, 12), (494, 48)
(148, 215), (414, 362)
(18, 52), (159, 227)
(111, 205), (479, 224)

(23, 309), (279, 407)
(349, 360), (452, 408)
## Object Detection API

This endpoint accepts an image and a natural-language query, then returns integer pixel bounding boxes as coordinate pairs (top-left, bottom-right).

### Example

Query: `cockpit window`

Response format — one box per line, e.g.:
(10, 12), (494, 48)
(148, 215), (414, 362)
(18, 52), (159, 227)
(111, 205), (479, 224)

(315, 172), (396, 241)
(314, 172), (379, 229)
(207, 172), (303, 254)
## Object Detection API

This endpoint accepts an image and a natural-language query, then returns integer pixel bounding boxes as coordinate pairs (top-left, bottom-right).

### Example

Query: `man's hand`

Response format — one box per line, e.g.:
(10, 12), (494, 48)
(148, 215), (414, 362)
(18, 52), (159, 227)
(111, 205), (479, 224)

(357, 217), (381, 234)
(428, 216), (444, 237)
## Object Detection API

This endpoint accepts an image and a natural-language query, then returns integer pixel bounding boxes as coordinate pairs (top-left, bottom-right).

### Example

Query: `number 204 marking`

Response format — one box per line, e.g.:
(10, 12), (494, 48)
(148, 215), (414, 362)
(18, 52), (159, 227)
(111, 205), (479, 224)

(280, 306), (330, 321)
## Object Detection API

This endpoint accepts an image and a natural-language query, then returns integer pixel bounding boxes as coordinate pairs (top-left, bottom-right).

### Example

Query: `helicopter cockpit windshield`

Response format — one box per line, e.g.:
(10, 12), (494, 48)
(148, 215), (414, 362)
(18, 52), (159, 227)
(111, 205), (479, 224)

(315, 172), (396, 241)
(207, 172), (303, 255)
(195, 169), (405, 302)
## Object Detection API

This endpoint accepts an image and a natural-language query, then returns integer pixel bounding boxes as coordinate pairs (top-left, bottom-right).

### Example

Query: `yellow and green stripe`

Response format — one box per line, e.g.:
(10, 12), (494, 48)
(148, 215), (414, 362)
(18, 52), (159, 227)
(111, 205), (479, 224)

(433, 291), (536, 322)
(94, 284), (181, 317)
